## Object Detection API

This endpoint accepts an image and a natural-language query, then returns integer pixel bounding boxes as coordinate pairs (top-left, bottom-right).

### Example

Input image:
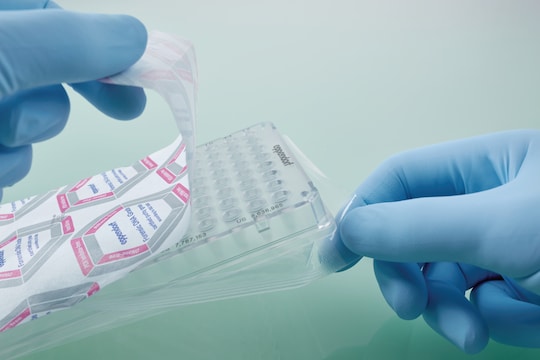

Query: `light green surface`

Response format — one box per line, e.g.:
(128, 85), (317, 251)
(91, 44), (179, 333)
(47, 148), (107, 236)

(3, 0), (540, 358)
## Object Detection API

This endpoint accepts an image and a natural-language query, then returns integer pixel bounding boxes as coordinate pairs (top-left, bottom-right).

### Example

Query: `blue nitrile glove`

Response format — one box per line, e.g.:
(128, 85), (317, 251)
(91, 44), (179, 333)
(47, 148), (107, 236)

(329, 129), (540, 354)
(0, 0), (148, 200)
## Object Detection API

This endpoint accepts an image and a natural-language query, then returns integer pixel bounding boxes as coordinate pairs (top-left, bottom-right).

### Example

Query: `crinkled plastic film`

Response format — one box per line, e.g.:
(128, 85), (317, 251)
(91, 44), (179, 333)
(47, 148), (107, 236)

(0, 31), (343, 359)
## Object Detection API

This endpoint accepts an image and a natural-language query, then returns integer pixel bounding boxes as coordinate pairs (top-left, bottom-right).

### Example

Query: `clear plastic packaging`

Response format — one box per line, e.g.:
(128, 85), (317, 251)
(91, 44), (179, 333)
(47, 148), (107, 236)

(0, 31), (196, 336)
(0, 32), (338, 359)
(0, 121), (338, 359)
(108, 121), (337, 307)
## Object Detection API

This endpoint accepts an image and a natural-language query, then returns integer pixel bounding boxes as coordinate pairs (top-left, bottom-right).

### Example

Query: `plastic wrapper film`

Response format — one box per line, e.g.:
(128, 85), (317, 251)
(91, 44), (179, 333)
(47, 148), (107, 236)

(0, 31), (347, 359)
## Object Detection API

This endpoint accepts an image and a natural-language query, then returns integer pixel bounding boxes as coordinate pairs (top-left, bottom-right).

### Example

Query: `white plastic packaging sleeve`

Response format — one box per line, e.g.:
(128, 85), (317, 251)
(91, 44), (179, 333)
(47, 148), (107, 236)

(0, 31), (197, 332)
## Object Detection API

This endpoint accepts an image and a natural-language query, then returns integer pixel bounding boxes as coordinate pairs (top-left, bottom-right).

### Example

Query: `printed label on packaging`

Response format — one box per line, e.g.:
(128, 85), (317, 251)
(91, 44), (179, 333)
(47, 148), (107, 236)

(71, 186), (188, 277)
(0, 192), (57, 223)
(0, 217), (75, 287)
(157, 143), (188, 184)
(56, 165), (151, 213)
(0, 282), (101, 332)
(0, 31), (196, 333)
(0, 302), (31, 333)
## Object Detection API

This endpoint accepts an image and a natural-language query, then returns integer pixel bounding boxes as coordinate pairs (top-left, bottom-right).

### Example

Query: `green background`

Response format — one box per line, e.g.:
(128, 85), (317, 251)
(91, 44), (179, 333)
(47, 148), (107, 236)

(2, 0), (540, 358)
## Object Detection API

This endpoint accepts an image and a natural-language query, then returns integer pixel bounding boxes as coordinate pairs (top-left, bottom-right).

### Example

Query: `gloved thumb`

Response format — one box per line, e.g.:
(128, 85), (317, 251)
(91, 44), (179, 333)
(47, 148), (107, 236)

(0, 10), (147, 98)
(339, 182), (533, 277)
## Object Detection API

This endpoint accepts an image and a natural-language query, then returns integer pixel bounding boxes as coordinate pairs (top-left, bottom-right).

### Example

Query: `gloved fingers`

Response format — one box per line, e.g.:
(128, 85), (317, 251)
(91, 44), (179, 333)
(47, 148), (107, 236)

(319, 229), (361, 272)
(502, 276), (540, 306)
(422, 262), (491, 354)
(0, 145), (32, 188)
(320, 196), (362, 271)
(0, 3), (146, 120)
(424, 262), (501, 291)
(423, 280), (489, 354)
(348, 131), (534, 208)
(0, 0), (58, 9)
(339, 193), (479, 262)
(0, 85), (69, 147)
(471, 279), (540, 348)
(373, 260), (427, 320)
(0, 10), (147, 98)
(339, 184), (525, 274)
(71, 82), (146, 120)
(335, 131), (538, 276)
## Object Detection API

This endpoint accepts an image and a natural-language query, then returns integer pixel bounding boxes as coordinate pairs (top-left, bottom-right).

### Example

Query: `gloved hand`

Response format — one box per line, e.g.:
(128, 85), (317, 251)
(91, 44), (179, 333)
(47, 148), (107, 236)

(329, 129), (540, 354)
(0, 0), (148, 200)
